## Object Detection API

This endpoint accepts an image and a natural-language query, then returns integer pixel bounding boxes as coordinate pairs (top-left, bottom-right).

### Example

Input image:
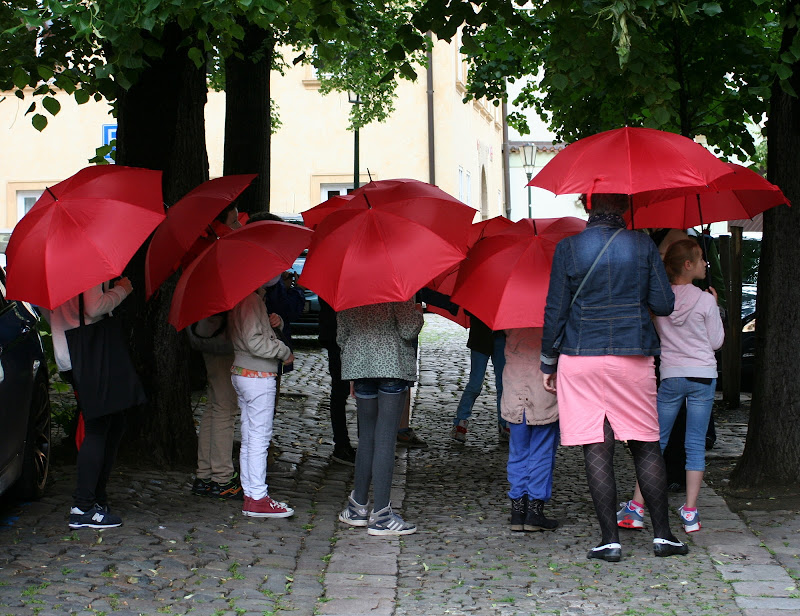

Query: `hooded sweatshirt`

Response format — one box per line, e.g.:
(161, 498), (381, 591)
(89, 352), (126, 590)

(655, 284), (724, 379)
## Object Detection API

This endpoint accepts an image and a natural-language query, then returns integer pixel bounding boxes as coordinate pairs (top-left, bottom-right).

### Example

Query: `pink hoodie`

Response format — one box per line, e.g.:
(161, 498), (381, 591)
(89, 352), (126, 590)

(655, 284), (725, 379)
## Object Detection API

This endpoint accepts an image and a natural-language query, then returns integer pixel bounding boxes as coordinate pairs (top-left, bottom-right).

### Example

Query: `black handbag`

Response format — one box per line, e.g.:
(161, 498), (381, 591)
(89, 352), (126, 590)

(64, 292), (146, 419)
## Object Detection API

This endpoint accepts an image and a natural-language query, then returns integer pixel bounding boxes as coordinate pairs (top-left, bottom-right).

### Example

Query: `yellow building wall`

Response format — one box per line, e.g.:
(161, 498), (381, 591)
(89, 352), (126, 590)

(0, 33), (503, 229)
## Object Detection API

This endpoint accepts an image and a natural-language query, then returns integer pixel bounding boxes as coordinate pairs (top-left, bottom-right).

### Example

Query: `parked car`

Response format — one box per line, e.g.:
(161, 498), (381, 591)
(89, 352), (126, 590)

(0, 230), (10, 268)
(0, 266), (51, 499)
(275, 213), (320, 335)
(287, 252), (321, 335)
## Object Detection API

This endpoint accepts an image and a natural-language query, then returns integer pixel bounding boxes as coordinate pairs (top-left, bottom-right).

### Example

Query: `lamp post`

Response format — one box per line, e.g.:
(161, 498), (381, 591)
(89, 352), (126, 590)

(520, 143), (536, 219)
(348, 91), (361, 191)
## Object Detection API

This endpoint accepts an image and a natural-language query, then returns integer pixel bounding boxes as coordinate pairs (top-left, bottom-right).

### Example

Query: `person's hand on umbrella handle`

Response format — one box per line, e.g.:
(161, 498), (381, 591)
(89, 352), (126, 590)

(117, 277), (133, 295)
(542, 371), (557, 395)
(707, 286), (718, 302)
(286, 353), (295, 365)
(268, 313), (282, 329)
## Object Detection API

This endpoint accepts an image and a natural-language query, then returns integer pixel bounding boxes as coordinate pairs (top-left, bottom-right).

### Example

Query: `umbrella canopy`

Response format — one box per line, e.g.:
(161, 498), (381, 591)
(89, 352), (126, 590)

(168, 221), (313, 331)
(628, 163), (791, 229)
(298, 179), (475, 311)
(145, 174), (257, 299)
(301, 194), (354, 230)
(425, 216), (514, 328)
(450, 217), (587, 330)
(5, 165), (164, 309)
(528, 127), (732, 206)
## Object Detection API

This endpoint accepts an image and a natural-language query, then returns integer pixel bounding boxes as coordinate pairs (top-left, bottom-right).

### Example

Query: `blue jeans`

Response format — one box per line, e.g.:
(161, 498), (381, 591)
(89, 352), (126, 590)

(353, 378), (408, 398)
(657, 377), (716, 471)
(507, 418), (559, 500)
(454, 335), (506, 426)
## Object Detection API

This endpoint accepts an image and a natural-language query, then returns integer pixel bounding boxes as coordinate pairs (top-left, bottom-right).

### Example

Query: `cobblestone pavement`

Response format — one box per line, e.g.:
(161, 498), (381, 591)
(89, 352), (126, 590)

(0, 315), (797, 616)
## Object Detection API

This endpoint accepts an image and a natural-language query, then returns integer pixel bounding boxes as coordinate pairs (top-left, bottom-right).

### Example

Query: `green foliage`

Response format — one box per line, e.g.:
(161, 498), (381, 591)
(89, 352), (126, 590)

(309, 0), (429, 130)
(462, 0), (783, 161)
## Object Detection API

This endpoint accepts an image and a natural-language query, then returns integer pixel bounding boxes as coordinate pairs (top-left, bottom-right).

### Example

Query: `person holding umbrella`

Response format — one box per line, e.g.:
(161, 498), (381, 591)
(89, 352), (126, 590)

(228, 279), (295, 518)
(337, 299), (424, 535)
(541, 193), (688, 562)
(45, 280), (133, 529)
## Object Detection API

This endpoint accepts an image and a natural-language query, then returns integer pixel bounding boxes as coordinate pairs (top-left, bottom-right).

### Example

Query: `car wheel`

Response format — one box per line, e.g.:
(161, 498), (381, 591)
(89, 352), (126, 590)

(14, 375), (51, 500)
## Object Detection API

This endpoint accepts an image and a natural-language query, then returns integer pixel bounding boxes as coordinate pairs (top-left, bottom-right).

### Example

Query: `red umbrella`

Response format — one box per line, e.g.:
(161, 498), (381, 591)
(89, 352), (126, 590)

(628, 163), (790, 229)
(529, 127), (732, 210)
(5, 165), (164, 309)
(298, 179), (475, 310)
(301, 194), (354, 230)
(450, 217), (587, 330)
(425, 216), (514, 328)
(168, 221), (312, 331)
(145, 174), (257, 299)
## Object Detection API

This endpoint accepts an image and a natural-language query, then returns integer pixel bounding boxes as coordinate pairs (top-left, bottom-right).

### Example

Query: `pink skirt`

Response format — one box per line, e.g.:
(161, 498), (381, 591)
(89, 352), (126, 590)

(556, 354), (658, 446)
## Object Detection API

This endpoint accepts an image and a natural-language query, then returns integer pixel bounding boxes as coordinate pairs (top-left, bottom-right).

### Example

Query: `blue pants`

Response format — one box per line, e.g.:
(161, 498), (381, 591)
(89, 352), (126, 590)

(454, 335), (506, 427)
(657, 377), (716, 471)
(507, 419), (559, 501)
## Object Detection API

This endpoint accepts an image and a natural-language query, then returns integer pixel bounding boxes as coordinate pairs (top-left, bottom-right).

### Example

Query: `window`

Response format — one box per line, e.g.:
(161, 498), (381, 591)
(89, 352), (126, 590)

(320, 183), (358, 202)
(16, 190), (43, 220)
(457, 167), (464, 202)
(465, 171), (471, 206)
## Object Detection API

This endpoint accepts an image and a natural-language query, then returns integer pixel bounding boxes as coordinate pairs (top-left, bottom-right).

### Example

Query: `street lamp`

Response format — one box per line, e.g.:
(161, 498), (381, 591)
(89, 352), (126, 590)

(520, 143), (536, 218)
(348, 91), (361, 191)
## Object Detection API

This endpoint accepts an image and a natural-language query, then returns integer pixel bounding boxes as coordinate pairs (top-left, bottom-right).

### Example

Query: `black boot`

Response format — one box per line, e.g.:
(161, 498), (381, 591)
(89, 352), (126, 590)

(524, 498), (559, 531)
(510, 496), (527, 532)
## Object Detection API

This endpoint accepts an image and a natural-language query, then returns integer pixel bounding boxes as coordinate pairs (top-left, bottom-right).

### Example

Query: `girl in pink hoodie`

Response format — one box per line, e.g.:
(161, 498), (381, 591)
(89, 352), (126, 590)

(618, 239), (724, 534)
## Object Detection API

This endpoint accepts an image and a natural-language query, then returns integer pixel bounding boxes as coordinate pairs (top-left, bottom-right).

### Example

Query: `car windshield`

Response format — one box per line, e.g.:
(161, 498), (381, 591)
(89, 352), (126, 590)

(742, 284), (757, 317)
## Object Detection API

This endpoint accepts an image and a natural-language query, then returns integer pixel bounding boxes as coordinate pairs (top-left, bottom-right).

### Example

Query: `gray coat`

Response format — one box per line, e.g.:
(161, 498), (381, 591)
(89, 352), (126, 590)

(337, 300), (424, 382)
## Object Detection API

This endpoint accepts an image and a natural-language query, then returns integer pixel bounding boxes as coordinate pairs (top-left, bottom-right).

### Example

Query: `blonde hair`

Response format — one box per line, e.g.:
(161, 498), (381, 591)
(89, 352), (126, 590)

(663, 239), (702, 282)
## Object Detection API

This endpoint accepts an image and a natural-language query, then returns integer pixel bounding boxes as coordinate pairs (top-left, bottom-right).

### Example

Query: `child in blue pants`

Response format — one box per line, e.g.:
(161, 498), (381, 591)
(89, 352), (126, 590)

(502, 327), (559, 531)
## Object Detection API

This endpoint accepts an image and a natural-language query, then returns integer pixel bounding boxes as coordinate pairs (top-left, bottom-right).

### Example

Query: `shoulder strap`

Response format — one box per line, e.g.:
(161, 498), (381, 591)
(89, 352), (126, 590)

(570, 228), (624, 308)
(78, 293), (86, 327)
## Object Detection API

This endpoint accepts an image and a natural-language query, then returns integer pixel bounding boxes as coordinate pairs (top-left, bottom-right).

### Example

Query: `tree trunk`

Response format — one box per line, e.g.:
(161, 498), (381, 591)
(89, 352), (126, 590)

(730, 2), (800, 488)
(114, 23), (209, 467)
(223, 25), (273, 214)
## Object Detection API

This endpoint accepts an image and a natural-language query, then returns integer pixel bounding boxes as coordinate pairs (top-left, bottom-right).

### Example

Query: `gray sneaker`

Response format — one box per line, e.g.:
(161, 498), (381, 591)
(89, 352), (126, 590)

(338, 491), (369, 527)
(367, 504), (417, 536)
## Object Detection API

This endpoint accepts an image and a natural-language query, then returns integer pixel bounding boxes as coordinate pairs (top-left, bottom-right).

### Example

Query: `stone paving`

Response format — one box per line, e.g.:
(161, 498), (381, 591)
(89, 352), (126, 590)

(0, 314), (797, 616)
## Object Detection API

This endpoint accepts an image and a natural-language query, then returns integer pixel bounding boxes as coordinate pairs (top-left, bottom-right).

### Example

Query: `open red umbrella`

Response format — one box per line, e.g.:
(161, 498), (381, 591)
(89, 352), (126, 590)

(450, 217), (587, 330)
(298, 179), (475, 310)
(5, 165), (164, 309)
(528, 127), (732, 213)
(301, 194), (354, 230)
(169, 221), (312, 331)
(627, 163), (790, 229)
(145, 174), (257, 299)
(425, 216), (514, 328)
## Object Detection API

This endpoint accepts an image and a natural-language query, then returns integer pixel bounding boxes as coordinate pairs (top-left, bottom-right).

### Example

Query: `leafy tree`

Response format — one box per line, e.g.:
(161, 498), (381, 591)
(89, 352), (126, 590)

(463, 1), (779, 159)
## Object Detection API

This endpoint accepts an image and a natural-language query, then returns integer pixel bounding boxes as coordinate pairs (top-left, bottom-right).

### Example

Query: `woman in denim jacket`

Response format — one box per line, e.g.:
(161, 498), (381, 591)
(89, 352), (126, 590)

(540, 193), (688, 562)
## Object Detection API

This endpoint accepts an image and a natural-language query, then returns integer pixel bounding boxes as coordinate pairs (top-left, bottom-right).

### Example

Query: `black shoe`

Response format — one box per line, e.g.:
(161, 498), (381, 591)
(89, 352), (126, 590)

(587, 542), (622, 562)
(209, 473), (244, 500)
(653, 537), (689, 557)
(510, 496), (527, 532)
(69, 504), (122, 529)
(524, 498), (559, 531)
(192, 477), (212, 496)
(332, 445), (357, 466)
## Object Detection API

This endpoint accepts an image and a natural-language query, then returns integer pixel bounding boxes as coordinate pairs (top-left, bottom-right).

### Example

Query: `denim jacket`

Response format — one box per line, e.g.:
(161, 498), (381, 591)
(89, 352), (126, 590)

(540, 218), (674, 373)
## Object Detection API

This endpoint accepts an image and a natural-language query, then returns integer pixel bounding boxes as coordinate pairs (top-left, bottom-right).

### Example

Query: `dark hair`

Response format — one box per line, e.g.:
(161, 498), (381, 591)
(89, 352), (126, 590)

(581, 193), (630, 216)
(247, 211), (283, 224)
(663, 238), (702, 282)
(216, 203), (238, 224)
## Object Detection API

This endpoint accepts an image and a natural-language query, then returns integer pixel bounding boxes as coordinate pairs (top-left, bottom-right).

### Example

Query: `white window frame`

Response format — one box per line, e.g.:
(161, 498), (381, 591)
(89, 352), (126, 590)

(320, 183), (356, 202)
(16, 190), (43, 221)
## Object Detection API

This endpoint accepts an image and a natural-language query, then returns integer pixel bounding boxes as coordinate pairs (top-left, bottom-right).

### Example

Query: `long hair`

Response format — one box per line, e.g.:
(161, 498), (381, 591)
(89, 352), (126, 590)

(663, 238), (702, 283)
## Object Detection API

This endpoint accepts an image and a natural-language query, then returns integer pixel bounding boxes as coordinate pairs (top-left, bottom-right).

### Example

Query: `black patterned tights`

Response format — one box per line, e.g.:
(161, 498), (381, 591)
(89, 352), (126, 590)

(583, 419), (677, 545)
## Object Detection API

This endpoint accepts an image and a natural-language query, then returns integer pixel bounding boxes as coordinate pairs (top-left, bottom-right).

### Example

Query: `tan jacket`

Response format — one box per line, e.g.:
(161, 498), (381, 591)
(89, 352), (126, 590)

(229, 292), (291, 373)
(501, 327), (558, 425)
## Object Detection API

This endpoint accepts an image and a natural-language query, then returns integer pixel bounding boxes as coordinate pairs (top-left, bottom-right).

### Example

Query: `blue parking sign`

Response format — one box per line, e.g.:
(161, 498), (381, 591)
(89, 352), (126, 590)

(102, 124), (117, 162)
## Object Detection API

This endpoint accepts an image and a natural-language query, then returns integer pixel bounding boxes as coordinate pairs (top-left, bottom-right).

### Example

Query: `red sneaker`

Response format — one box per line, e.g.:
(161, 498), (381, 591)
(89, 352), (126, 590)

(242, 495), (294, 518)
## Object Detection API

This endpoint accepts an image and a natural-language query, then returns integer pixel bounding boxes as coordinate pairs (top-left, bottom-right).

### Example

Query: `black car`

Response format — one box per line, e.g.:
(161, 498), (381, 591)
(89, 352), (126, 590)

(0, 266), (51, 499)
(275, 213), (320, 335)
